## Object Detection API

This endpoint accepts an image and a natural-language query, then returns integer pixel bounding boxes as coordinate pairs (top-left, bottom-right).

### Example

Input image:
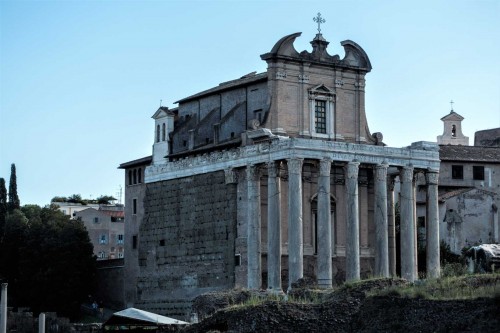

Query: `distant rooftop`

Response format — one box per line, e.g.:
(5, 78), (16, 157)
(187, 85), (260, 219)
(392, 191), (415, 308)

(439, 145), (500, 163)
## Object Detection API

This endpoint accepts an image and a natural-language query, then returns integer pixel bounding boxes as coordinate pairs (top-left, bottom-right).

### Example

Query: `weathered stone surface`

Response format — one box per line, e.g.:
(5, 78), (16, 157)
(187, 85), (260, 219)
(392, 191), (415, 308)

(137, 171), (237, 320)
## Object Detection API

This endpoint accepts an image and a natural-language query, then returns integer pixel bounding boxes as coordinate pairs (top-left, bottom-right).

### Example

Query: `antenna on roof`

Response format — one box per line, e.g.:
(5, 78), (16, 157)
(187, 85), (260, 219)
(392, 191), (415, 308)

(450, 100), (454, 113)
(160, 99), (162, 107)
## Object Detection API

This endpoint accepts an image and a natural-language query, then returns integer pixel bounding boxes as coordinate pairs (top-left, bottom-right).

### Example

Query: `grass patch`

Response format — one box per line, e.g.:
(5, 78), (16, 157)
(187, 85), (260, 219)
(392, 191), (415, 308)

(370, 273), (500, 300)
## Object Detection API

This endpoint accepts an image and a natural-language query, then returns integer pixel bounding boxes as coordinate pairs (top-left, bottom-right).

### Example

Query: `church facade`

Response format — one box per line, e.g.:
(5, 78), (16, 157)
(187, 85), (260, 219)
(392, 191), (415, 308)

(121, 30), (440, 319)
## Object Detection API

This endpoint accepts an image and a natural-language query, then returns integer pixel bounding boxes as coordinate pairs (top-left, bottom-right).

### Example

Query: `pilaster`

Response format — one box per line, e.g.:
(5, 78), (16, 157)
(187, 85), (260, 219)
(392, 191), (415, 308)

(287, 158), (303, 289)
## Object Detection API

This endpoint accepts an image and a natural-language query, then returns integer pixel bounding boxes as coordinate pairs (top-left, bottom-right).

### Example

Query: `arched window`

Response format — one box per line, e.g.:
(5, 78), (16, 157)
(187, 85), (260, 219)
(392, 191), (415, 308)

(128, 170), (132, 185)
(156, 124), (160, 143)
(162, 123), (166, 141)
(133, 169), (137, 184)
(138, 168), (142, 183)
(451, 125), (456, 137)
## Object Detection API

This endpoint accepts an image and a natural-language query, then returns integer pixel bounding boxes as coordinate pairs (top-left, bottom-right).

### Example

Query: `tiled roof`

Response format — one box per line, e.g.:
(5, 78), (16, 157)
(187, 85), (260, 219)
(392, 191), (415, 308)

(439, 145), (500, 162)
(100, 210), (125, 218)
(438, 188), (473, 201)
(438, 187), (496, 201)
(175, 72), (267, 104)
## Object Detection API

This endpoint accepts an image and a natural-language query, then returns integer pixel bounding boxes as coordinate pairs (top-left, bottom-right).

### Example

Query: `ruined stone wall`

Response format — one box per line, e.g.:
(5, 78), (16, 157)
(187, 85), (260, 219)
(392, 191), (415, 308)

(137, 171), (237, 320)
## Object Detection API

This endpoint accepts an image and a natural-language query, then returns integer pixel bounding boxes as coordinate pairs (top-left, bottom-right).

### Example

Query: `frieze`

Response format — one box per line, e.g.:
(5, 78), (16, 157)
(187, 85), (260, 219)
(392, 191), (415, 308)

(145, 136), (439, 184)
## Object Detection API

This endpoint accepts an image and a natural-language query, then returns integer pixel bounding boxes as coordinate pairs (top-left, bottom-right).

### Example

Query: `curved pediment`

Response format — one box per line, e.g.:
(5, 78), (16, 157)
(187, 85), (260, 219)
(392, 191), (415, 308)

(340, 40), (372, 71)
(261, 33), (371, 72)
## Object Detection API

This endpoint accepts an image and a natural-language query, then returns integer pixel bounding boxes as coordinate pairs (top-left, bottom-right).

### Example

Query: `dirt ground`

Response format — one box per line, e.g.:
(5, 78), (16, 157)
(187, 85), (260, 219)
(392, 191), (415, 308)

(182, 277), (500, 333)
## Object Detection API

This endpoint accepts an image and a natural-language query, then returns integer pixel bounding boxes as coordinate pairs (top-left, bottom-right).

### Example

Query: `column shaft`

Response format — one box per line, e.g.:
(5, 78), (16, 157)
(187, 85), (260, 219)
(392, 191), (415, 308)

(1, 283), (7, 333)
(426, 171), (441, 278)
(287, 158), (303, 289)
(317, 159), (332, 288)
(345, 161), (360, 282)
(246, 165), (261, 289)
(400, 166), (416, 282)
(267, 161), (282, 291)
(387, 178), (397, 276)
(374, 164), (389, 277)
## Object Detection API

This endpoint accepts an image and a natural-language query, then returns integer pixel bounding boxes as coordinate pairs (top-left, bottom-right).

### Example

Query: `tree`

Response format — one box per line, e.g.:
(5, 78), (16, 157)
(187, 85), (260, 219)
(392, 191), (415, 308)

(50, 196), (67, 203)
(18, 206), (97, 318)
(96, 195), (117, 204)
(0, 178), (7, 235)
(67, 194), (85, 204)
(0, 209), (28, 299)
(8, 163), (20, 211)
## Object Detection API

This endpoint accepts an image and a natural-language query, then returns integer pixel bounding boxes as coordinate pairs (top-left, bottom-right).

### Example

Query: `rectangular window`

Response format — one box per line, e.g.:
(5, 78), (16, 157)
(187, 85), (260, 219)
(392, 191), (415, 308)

(473, 166), (485, 180)
(99, 234), (107, 244)
(451, 165), (463, 179)
(132, 235), (138, 249)
(118, 252), (124, 258)
(93, 217), (99, 223)
(133, 199), (137, 215)
(117, 234), (124, 244)
(314, 100), (327, 134)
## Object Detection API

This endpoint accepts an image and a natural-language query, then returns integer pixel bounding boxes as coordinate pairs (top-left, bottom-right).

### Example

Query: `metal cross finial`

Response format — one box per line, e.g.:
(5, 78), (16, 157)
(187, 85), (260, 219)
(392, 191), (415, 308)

(313, 12), (325, 34)
(450, 100), (454, 111)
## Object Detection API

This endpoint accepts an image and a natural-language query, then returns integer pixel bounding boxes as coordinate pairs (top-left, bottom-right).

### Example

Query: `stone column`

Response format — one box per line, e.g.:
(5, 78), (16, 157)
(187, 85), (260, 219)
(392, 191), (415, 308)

(317, 158), (332, 288)
(345, 161), (360, 282)
(374, 163), (389, 277)
(287, 158), (303, 289)
(1, 283), (7, 333)
(426, 170), (441, 279)
(387, 177), (397, 276)
(400, 165), (416, 282)
(246, 164), (261, 289)
(39, 313), (45, 333)
(267, 161), (282, 292)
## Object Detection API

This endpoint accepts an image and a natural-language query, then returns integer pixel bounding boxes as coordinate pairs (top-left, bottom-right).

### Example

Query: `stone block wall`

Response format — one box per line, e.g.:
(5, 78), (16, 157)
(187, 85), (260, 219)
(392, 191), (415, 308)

(136, 171), (237, 320)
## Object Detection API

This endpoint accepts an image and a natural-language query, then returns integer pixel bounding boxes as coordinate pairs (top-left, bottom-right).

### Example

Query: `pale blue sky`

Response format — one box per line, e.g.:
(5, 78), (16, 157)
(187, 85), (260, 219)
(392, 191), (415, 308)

(1, 0), (499, 206)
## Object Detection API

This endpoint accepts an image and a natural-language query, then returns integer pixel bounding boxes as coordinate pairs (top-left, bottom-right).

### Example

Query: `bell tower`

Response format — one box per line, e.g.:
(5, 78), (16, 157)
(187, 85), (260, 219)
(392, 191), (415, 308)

(437, 103), (469, 145)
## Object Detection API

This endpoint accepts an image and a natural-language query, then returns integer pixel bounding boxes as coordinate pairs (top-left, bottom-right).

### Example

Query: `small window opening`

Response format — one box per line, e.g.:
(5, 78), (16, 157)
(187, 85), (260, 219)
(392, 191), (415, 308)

(183, 140), (187, 147)
(133, 169), (137, 184)
(159, 239), (165, 246)
(138, 168), (142, 183)
(235, 254), (241, 266)
(451, 125), (456, 137)
(133, 199), (137, 215)
(231, 132), (235, 138)
(162, 123), (166, 141)
(156, 124), (160, 143)
(473, 166), (485, 180)
(452, 165), (463, 179)
(128, 170), (132, 185)
(205, 138), (209, 144)
(132, 235), (138, 249)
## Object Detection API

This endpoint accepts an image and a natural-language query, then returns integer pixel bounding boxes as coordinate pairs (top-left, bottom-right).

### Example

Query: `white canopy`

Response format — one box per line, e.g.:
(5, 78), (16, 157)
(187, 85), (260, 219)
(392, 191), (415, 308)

(112, 307), (189, 325)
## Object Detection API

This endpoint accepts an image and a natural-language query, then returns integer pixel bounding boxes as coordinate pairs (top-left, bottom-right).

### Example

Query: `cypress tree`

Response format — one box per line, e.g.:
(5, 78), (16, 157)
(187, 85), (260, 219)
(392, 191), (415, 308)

(0, 177), (7, 231)
(8, 163), (20, 211)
